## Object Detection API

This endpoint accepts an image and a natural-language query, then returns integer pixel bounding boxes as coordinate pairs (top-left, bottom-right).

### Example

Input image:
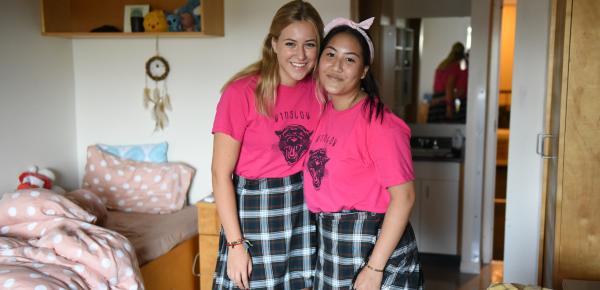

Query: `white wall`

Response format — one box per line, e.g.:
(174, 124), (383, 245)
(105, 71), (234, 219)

(395, 0), (470, 18)
(0, 0), (78, 192)
(503, 0), (551, 284)
(460, 0), (491, 274)
(73, 0), (350, 203)
(417, 17), (470, 102)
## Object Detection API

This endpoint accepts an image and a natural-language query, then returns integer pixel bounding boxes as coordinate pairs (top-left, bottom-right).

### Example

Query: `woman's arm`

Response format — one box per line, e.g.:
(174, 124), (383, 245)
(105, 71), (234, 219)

(353, 182), (416, 290)
(445, 74), (457, 120)
(211, 132), (252, 289)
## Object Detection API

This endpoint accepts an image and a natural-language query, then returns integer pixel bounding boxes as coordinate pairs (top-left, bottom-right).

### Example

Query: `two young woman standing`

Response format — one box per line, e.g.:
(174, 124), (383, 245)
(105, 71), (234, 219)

(211, 1), (423, 289)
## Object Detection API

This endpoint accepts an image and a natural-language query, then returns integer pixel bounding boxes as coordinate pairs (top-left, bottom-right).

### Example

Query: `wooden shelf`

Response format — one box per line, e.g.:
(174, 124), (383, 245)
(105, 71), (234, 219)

(41, 0), (223, 38)
(41, 31), (223, 39)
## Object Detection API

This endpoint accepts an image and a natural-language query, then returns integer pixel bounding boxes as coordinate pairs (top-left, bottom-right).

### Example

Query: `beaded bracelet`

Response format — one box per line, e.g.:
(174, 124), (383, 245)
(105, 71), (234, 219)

(365, 264), (384, 273)
(226, 238), (252, 250)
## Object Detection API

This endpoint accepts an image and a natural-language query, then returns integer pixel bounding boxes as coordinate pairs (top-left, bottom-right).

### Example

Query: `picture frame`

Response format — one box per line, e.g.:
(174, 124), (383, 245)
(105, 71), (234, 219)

(124, 4), (150, 33)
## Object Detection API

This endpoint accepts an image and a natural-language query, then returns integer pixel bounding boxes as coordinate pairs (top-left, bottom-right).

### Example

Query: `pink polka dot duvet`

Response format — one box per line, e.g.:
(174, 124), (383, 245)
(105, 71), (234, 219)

(0, 188), (144, 289)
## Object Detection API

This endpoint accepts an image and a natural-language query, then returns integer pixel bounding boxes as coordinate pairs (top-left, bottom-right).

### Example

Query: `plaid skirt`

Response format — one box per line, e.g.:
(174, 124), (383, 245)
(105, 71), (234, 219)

(427, 92), (449, 123)
(213, 171), (317, 290)
(427, 92), (467, 123)
(315, 211), (423, 290)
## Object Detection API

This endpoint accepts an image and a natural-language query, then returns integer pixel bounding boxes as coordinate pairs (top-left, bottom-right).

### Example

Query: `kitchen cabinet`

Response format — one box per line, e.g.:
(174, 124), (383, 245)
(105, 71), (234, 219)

(410, 161), (460, 255)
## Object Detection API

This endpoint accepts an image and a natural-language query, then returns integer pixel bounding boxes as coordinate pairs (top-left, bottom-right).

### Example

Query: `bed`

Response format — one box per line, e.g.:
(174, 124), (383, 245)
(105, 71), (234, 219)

(0, 188), (200, 290)
(0, 144), (201, 289)
(0, 188), (144, 289)
(78, 144), (200, 290)
(104, 206), (199, 290)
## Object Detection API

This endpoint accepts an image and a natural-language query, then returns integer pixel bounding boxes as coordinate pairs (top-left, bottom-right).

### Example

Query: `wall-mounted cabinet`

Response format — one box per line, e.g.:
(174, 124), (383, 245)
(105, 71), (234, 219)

(410, 161), (460, 255)
(356, 0), (420, 120)
(41, 0), (224, 38)
(393, 27), (415, 113)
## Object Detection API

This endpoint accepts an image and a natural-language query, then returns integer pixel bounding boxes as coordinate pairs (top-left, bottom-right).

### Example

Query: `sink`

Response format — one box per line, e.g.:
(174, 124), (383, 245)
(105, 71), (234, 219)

(412, 148), (453, 158)
(410, 136), (461, 161)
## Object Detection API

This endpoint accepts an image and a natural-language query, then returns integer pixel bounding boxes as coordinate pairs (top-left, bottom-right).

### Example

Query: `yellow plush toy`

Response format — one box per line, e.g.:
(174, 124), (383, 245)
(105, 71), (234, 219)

(143, 10), (168, 32)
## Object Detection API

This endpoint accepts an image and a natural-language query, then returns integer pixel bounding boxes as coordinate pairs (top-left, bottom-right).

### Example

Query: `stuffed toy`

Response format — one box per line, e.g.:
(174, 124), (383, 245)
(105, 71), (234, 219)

(179, 12), (195, 32)
(143, 10), (168, 33)
(17, 165), (65, 194)
(175, 0), (201, 32)
(166, 13), (182, 32)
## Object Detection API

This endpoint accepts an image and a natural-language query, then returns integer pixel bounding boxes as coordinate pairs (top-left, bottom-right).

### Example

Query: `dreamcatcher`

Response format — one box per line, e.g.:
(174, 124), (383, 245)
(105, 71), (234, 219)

(144, 37), (171, 131)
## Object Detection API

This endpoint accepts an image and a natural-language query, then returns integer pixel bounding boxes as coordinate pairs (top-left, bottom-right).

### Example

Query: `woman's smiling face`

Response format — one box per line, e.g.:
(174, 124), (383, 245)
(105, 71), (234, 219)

(272, 20), (318, 86)
(318, 32), (369, 98)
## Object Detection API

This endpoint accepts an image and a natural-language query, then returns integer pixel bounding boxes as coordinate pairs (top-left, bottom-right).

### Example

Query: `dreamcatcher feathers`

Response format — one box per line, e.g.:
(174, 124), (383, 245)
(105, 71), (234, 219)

(143, 81), (171, 131)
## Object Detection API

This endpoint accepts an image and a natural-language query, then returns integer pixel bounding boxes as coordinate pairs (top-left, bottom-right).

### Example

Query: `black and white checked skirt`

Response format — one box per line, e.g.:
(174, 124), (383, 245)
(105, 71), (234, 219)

(315, 211), (423, 290)
(213, 171), (317, 290)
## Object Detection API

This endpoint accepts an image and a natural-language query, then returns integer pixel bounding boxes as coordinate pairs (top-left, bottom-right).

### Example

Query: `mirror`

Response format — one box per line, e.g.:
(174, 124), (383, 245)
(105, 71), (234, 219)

(394, 17), (471, 124)
(357, 0), (472, 125)
(416, 17), (470, 124)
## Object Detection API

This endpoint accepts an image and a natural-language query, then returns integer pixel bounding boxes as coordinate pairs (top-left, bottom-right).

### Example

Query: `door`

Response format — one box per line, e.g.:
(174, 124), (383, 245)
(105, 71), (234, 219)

(544, 0), (600, 287)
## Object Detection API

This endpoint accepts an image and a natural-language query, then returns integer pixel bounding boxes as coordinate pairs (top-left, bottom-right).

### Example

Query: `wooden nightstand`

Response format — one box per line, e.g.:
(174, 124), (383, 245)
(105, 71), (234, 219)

(196, 202), (221, 290)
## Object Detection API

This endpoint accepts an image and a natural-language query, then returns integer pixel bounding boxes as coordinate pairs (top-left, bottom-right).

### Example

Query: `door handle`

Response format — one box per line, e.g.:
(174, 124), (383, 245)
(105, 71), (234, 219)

(536, 133), (557, 159)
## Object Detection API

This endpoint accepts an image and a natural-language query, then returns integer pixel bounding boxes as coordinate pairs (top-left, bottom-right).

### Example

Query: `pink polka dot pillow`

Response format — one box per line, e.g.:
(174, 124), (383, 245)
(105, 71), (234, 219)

(82, 145), (195, 214)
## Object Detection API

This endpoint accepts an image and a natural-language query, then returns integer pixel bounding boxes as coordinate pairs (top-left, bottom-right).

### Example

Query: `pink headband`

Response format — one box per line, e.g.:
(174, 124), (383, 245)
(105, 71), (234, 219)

(323, 17), (375, 64)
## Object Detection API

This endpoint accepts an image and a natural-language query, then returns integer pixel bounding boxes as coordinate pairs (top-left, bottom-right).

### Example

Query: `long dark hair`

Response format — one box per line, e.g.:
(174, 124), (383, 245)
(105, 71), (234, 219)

(319, 25), (384, 122)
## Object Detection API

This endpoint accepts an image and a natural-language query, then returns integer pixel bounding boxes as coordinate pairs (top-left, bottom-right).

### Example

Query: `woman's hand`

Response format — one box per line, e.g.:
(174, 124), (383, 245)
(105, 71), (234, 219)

(213, 133), (251, 288)
(355, 183), (415, 290)
(226, 246), (252, 289)
(353, 266), (383, 290)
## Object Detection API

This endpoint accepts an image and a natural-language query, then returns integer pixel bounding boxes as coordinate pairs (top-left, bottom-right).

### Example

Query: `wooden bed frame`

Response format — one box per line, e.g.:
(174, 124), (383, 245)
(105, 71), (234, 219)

(140, 234), (200, 290)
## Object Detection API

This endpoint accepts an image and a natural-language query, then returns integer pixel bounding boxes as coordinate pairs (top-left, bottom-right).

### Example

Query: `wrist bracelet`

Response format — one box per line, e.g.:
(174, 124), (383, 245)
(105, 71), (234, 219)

(226, 238), (252, 249)
(365, 264), (384, 273)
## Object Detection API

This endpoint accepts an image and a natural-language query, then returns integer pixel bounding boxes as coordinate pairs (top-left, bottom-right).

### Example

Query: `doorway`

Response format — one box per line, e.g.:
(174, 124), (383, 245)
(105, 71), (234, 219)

(492, 0), (517, 263)
(353, 0), (514, 278)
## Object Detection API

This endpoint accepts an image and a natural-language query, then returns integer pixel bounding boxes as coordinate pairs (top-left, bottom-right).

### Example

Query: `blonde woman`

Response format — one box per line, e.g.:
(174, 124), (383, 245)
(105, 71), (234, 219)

(211, 1), (324, 289)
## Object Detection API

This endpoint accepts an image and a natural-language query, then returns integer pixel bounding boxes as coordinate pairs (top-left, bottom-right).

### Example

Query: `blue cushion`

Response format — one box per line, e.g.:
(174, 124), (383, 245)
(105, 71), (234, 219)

(97, 142), (168, 163)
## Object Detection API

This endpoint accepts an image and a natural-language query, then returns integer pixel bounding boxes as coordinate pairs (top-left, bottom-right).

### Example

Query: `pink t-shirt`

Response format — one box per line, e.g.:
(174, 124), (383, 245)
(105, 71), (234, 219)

(303, 99), (414, 213)
(433, 62), (464, 94)
(212, 75), (321, 179)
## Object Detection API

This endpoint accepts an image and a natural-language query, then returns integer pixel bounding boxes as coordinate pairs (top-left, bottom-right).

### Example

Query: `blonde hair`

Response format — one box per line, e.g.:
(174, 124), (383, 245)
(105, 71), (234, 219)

(222, 0), (324, 116)
(438, 42), (465, 70)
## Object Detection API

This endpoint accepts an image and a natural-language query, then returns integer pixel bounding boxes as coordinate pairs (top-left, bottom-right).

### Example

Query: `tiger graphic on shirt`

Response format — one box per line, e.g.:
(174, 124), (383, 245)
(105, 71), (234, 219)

(307, 148), (329, 190)
(275, 124), (313, 165)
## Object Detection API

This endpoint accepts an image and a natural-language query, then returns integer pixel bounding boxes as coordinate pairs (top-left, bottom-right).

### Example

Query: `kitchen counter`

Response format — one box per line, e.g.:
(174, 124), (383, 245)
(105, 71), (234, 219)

(413, 156), (463, 162)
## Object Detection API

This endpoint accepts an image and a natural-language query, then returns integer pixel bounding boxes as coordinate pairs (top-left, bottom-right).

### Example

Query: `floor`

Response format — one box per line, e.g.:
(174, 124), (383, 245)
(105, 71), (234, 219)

(421, 254), (503, 290)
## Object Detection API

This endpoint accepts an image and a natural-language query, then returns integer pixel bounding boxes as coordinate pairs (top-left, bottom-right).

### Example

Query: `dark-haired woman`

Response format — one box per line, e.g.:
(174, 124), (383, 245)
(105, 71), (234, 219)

(211, 1), (324, 289)
(303, 17), (423, 290)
